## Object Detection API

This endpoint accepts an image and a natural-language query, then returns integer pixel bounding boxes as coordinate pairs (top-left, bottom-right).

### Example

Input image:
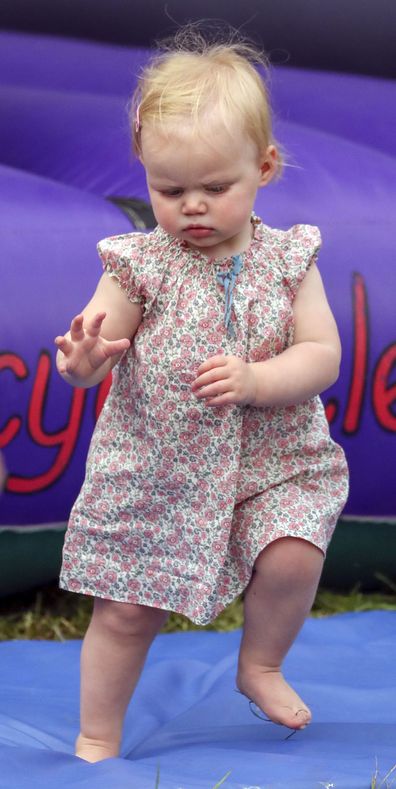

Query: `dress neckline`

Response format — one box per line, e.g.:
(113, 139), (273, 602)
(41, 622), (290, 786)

(154, 214), (263, 267)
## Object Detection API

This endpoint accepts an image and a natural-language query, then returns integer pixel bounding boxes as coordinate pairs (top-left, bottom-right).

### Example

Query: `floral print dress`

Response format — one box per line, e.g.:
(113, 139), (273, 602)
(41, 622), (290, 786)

(60, 217), (349, 625)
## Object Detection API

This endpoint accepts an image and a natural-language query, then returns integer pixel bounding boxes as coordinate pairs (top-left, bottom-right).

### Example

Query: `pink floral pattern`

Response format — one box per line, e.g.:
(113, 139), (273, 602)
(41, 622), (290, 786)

(60, 217), (349, 624)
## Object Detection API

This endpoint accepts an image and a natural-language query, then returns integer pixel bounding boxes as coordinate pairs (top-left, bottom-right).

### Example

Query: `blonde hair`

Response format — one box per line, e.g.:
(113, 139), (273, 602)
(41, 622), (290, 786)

(131, 26), (282, 170)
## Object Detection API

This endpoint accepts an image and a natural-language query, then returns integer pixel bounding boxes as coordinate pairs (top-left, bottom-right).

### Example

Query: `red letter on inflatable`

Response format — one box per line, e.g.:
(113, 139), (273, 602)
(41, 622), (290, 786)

(372, 344), (396, 432)
(7, 352), (86, 493)
(0, 353), (28, 447)
(324, 399), (338, 424)
(343, 273), (368, 434)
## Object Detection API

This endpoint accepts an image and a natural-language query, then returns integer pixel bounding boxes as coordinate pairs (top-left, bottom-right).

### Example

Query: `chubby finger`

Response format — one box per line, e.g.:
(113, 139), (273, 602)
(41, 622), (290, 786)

(105, 337), (131, 357)
(70, 314), (85, 341)
(194, 379), (230, 400)
(85, 312), (107, 337)
(196, 355), (227, 376)
(192, 367), (228, 392)
(54, 335), (73, 356)
(204, 392), (235, 407)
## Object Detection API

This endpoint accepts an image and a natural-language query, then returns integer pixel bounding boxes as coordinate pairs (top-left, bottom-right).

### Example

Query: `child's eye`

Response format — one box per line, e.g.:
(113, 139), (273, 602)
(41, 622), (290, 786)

(206, 185), (227, 194)
(161, 188), (183, 197)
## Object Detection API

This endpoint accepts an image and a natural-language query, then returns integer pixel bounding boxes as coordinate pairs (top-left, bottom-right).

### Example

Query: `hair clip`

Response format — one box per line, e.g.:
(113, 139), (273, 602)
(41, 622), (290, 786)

(135, 104), (141, 134)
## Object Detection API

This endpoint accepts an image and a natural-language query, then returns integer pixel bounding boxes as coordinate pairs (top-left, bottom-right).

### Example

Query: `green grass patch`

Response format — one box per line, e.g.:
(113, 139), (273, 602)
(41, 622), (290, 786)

(0, 581), (395, 641)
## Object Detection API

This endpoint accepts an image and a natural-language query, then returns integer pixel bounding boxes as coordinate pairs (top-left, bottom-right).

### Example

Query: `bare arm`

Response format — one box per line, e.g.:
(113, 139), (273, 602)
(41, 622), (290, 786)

(192, 263), (341, 408)
(249, 262), (341, 406)
(55, 273), (143, 388)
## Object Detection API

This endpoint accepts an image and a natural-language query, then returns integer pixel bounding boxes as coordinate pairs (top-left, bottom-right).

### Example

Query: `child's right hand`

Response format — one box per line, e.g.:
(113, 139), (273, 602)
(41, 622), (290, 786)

(55, 312), (130, 383)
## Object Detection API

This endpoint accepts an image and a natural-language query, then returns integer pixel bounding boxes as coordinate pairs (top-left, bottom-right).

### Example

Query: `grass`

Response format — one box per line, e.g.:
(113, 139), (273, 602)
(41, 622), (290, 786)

(154, 765), (232, 789)
(371, 761), (396, 788)
(0, 580), (396, 641)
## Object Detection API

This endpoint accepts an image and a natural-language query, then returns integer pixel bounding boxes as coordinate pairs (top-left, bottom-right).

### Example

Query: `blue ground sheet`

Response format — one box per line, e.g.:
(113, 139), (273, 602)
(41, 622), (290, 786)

(0, 611), (395, 788)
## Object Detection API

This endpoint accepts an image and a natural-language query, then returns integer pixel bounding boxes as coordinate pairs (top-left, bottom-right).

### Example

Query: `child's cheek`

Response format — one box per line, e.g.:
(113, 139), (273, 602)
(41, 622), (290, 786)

(154, 199), (176, 233)
(230, 203), (254, 231)
(218, 194), (242, 221)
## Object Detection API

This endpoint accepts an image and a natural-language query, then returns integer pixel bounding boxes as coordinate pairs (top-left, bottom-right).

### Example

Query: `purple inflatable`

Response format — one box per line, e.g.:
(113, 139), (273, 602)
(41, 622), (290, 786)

(1, 32), (395, 539)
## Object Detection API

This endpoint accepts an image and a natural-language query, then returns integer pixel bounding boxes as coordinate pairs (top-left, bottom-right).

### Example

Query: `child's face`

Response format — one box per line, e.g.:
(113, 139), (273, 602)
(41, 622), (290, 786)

(140, 120), (276, 259)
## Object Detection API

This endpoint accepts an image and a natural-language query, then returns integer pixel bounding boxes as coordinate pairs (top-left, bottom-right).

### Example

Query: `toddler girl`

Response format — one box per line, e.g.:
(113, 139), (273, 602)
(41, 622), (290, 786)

(56, 31), (348, 763)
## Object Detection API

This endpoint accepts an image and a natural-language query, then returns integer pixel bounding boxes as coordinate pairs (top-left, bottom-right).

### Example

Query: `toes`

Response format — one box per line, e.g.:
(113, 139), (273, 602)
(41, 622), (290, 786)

(236, 673), (312, 732)
(294, 708), (311, 728)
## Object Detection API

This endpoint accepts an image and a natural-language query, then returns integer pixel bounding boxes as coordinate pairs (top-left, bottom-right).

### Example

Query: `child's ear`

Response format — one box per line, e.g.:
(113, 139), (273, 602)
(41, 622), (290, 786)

(259, 145), (278, 186)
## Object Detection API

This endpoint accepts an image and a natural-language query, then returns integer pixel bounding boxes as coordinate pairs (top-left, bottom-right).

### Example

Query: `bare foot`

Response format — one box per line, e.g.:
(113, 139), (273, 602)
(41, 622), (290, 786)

(236, 668), (311, 730)
(75, 733), (120, 762)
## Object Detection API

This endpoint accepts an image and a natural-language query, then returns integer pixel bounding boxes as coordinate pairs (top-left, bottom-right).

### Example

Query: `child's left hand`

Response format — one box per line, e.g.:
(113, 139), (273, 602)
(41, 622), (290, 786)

(192, 355), (256, 407)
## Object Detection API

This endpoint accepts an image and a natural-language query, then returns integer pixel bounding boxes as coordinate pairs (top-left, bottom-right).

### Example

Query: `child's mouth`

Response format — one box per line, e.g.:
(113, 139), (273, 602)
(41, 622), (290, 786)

(184, 226), (214, 238)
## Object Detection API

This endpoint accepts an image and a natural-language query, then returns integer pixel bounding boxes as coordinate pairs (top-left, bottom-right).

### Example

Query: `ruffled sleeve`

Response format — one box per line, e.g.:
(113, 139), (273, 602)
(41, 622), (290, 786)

(97, 231), (164, 316)
(279, 224), (322, 300)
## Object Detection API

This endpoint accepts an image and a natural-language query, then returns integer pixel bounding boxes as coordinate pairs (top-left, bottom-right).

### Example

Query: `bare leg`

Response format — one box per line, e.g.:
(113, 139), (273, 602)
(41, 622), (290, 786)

(237, 537), (323, 730)
(76, 598), (169, 762)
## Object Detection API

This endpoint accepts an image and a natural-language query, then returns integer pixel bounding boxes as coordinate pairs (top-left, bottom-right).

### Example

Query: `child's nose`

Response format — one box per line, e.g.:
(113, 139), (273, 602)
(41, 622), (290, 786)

(182, 192), (206, 214)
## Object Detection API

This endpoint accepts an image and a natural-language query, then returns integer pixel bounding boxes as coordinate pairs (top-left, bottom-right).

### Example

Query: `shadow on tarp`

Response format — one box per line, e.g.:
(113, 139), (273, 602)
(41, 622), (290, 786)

(0, 611), (395, 788)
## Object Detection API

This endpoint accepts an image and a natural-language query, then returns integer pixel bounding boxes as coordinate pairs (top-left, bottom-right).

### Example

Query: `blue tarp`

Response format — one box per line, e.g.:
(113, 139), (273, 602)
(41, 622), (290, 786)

(0, 611), (395, 788)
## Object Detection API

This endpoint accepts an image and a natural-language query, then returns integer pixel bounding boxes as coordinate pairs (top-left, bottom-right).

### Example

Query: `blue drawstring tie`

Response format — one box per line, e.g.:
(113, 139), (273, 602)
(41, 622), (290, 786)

(216, 254), (243, 338)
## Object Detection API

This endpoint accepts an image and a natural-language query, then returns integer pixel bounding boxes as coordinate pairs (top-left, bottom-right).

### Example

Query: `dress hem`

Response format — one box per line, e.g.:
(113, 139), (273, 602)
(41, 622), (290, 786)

(59, 532), (329, 627)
